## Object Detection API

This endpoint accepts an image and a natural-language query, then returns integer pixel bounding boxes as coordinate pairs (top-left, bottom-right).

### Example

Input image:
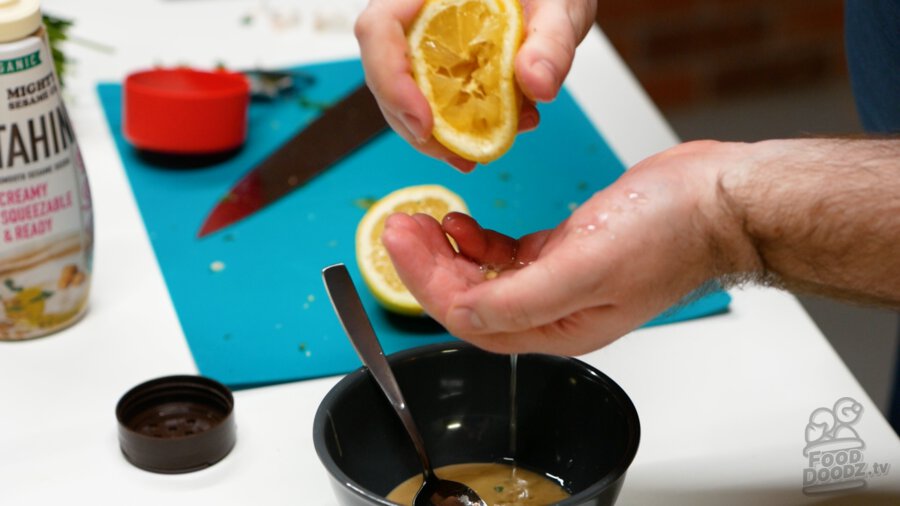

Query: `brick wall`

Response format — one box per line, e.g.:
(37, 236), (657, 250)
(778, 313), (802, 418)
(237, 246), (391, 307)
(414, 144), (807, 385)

(595, 0), (848, 109)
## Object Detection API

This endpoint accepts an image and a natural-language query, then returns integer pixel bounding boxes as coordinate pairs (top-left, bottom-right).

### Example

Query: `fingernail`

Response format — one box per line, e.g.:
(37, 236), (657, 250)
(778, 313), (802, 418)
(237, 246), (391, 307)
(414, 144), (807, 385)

(400, 113), (427, 143)
(451, 307), (485, 330)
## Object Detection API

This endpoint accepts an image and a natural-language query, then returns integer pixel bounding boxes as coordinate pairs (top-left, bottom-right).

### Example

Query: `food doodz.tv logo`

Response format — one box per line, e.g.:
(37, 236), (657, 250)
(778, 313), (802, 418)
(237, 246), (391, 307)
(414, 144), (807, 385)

(802, 397), (891, 495)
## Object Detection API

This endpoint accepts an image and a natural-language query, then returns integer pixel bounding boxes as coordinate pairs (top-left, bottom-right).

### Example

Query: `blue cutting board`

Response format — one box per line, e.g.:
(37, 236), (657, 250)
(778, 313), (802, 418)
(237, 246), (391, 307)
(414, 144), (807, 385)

(97, 59), (729, 389)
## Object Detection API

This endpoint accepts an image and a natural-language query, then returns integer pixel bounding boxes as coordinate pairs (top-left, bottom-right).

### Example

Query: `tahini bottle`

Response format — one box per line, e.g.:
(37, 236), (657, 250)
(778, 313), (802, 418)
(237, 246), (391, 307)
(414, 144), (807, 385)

(0, 0), (93, 340)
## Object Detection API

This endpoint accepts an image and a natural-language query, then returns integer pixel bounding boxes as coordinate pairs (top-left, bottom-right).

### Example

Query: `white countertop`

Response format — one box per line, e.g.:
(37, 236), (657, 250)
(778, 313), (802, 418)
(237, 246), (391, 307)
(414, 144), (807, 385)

(1, 1), (897, 505)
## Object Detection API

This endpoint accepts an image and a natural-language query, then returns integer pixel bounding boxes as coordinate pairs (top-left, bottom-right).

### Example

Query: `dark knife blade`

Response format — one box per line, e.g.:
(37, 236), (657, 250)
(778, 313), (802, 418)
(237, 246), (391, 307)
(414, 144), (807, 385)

(198, 83), (388, 237)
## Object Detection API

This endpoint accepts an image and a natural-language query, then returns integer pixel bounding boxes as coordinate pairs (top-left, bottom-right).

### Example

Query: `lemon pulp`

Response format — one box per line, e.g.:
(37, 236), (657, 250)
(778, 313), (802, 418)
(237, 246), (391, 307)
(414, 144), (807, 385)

(409, 0), (523, 163)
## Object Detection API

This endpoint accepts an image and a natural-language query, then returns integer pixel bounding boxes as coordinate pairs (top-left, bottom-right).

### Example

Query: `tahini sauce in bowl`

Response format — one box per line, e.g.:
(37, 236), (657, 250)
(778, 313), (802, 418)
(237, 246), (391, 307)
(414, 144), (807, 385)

(387, 462), (570, 505)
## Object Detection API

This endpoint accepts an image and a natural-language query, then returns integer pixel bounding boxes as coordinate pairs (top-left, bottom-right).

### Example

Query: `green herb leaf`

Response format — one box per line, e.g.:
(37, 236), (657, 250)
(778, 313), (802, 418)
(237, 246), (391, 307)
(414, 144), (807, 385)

(353, 197), (377, 210)
(43, 14), (114, 88)
(297, 96), (332, 112)
(43, 14), (73, 86)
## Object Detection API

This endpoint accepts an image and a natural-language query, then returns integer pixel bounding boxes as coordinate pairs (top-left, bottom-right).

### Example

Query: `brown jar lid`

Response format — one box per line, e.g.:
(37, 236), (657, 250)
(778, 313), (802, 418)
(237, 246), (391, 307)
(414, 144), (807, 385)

(116, 375), (236, 474)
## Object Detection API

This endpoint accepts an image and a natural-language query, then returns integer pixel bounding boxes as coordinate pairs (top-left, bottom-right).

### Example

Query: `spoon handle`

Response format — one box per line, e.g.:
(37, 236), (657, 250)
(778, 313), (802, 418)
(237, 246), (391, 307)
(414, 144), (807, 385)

(322, 264), (434, 476)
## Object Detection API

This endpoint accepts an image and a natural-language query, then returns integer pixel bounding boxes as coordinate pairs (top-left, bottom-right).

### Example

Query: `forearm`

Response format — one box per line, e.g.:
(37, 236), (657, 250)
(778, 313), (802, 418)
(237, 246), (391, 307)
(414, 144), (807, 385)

(716, 138), (900, 307)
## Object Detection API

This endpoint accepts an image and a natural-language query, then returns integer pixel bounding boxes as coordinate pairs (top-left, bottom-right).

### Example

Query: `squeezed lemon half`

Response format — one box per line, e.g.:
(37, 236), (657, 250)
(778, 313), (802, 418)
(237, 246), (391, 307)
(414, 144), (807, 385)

(408, 0), (524, 163)
(355, 184), (468, 315)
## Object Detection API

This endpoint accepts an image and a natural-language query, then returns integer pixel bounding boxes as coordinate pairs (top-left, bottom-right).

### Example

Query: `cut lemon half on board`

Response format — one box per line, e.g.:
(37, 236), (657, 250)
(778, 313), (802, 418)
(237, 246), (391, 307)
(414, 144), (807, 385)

(408, 0), (524, 163)
(356, 184), (468, 315)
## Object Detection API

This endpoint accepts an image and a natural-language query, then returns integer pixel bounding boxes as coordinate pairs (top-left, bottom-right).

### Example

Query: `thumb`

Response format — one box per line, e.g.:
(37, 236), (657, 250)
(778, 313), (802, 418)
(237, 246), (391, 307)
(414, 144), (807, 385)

(515, 0), (597, 102)
(444, 250), (599, 336)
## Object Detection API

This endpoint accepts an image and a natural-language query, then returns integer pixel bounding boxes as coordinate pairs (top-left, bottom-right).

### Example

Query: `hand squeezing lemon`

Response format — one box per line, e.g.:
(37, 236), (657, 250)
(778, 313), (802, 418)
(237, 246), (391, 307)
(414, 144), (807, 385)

(355, 0), (520, 314)
(408, 0), (524, 163)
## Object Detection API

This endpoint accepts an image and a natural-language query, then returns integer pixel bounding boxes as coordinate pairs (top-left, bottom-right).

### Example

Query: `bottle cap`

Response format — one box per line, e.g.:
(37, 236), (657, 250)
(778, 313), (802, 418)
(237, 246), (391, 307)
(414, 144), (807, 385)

(116, 375), (237, 474)
(0, 0), (41, 44)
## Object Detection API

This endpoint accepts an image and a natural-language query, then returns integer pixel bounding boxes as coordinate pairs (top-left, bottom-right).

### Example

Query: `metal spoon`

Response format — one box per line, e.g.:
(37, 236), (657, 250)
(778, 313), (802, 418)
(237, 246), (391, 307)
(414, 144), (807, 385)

(322, 264), (486, 506)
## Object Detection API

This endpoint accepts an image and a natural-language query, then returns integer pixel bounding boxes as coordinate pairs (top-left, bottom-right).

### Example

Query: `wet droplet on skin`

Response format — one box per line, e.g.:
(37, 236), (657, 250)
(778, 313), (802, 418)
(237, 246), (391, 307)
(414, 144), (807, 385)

(575, 222), (599, 235)
(627, 191), (649, 204)
(354, 197), (377, 210)
(598, 212), (609, 223)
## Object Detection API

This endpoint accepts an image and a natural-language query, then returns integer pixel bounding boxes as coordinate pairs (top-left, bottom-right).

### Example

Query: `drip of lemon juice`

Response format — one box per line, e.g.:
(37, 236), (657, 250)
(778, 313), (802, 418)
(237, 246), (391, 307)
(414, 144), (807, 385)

(386, 354), (570, 505)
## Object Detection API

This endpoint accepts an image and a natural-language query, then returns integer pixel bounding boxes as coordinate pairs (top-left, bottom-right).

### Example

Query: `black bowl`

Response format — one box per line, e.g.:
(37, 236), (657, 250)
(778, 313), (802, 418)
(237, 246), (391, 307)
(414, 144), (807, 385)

(313, 342), (640, 506)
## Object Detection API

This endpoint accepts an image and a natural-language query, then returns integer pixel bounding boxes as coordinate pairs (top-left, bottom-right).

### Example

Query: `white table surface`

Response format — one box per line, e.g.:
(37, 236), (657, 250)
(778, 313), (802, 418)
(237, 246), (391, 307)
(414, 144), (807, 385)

(2, 1), (898, 505)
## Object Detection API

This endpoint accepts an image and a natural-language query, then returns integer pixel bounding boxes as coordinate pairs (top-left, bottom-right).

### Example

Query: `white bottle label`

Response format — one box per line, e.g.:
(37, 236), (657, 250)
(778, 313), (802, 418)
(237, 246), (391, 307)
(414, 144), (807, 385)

(0, 32), (93, 340)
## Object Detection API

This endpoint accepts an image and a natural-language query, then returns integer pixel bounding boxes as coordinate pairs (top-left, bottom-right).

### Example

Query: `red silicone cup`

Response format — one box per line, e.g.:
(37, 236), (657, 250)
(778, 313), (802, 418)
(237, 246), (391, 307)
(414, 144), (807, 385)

(124, 68), (250, 154)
